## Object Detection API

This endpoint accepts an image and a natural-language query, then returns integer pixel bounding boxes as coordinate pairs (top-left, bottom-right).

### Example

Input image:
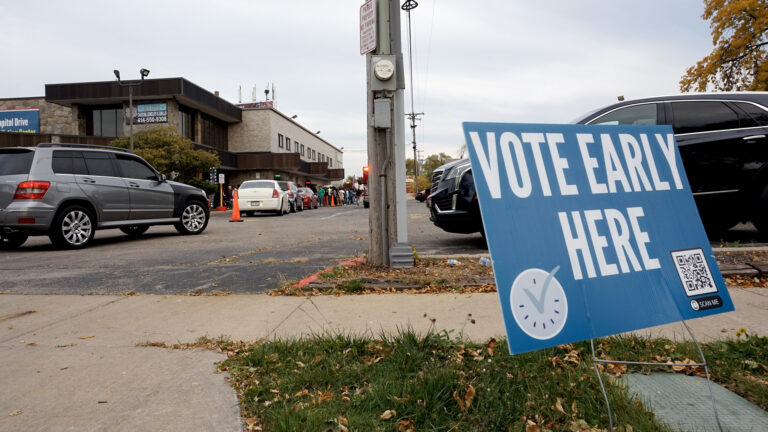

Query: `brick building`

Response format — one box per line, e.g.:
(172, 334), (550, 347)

(0, 77), (344, 188)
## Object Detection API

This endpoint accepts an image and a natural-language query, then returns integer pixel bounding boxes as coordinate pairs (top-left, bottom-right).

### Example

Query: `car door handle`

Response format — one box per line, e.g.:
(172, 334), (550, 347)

(128, 182), (140, 188)
(81, 178), (95, 184)
(743, 135), (766, 141)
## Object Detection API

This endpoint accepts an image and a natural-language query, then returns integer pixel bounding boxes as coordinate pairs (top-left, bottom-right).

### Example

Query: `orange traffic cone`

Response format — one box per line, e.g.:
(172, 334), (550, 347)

(330, 194), (335, 207)
(230, 189), (243, 222)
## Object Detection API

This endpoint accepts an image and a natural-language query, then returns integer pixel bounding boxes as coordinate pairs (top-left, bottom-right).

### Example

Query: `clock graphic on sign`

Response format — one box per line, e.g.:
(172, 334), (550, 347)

(510, 266), (568, 340)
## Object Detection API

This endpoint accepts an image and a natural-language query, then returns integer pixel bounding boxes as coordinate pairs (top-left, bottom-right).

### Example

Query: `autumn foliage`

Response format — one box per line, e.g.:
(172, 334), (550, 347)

(681, 0), (768, 91)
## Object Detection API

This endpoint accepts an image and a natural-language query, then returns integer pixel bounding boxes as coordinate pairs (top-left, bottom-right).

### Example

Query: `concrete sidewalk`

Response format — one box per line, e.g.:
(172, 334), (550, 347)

(1, 288), (766, 431)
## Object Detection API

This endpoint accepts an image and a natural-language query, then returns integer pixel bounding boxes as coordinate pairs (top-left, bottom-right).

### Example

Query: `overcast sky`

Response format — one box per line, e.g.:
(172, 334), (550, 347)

(0, 1), (714, 177)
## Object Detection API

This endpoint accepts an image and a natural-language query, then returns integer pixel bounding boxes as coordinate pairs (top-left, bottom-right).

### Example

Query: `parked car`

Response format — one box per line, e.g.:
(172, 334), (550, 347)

(0, 143), (210, 249)
(278, 181), (302, 212)
(427, 159), (484, 237)
(363, 187), (370, 208)
(237, 180), (290, 216)
(297, 187), (318, 209)
(574, 92), (768, 236)
(428, 92), (768, 239)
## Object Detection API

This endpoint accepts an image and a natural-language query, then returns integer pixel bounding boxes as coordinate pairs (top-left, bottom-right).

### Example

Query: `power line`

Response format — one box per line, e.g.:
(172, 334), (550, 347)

(402, 0), (423, 194)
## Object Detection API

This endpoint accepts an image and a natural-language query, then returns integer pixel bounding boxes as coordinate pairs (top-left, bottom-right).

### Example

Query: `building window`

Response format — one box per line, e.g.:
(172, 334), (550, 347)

(294, 141), (299, 153)
(329, 159), (332, 167)
(179, 106), (195, 141)
(86, 106), (124, 137)
(312, 149), (316, 160)
(286, 138), (291, 152)
(200, 114), (228, 150)
(278, 134), (284, 148)
(300, 144), (305, 156)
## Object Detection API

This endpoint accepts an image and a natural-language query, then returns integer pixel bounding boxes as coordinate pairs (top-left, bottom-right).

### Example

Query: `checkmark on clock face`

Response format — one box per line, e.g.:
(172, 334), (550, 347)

(510, 266), (568, 340)
(522, 265), (560, 314)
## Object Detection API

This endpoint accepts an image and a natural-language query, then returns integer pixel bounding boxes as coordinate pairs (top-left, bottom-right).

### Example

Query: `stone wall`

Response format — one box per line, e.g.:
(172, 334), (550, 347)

(0, 97), (75, 135)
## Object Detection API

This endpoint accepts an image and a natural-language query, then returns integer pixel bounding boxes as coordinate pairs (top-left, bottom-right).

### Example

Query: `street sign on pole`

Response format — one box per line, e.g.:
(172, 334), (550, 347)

(464, 122), (735, 354)
(360, 0), (376, 55)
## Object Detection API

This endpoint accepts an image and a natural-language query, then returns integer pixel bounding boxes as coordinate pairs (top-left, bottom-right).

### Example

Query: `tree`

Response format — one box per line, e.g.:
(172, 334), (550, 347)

(111, 126), (220, 194)
(421, 152), (453, 180)
(680, 0), (768, 92)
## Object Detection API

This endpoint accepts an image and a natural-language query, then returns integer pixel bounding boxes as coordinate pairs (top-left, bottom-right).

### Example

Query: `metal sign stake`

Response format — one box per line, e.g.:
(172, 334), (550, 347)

(589, 321), (723, 432)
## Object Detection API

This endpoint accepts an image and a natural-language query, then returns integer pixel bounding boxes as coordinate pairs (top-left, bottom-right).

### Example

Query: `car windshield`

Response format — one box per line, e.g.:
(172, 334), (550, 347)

(240, 180), (274, 189)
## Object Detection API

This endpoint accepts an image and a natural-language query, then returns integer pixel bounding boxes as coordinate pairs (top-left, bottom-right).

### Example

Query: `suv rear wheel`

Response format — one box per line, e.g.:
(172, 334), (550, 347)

(0, 233), (28, 249)
(50, 205), (95, 249)
(174, 201), (208, 234)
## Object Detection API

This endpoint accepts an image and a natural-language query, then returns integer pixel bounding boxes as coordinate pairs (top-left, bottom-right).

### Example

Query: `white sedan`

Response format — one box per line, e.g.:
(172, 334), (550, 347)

(237, 180), (290, 216)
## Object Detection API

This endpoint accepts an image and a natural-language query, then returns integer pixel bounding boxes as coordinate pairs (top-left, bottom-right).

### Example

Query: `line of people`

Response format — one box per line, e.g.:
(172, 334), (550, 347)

(316, 185), (363, 207)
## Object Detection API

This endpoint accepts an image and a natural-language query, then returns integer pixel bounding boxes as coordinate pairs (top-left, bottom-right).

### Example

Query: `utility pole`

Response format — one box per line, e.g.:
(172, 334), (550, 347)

(406, 111), (423, 194)
(364, 0), (411, 267)
(402, 0), (421, 197)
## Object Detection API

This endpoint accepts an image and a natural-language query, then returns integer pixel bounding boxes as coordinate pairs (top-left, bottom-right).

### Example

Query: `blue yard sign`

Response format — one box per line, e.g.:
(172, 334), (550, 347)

(463, 122), (734, 354)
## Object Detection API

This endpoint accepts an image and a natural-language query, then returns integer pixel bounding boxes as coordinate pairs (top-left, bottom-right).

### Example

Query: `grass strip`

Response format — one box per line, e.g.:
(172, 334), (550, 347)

(219, 330), (669, 432)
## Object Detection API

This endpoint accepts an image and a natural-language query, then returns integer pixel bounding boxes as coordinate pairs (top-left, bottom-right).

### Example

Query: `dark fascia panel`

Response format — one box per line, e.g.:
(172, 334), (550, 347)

(45, 78), (241, 123)
(328, 168), (345, 181)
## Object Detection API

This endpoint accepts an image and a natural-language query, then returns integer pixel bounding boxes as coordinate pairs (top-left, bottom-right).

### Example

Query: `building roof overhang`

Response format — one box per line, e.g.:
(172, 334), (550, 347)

(45, 77), (242, 123)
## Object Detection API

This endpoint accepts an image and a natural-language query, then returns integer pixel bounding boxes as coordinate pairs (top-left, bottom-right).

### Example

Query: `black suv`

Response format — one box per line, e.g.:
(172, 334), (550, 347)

(428, 92), (768, 238)
(0, 144), (210, 249)
(427, 159), (484, 236)
(575, 92), (768, 236)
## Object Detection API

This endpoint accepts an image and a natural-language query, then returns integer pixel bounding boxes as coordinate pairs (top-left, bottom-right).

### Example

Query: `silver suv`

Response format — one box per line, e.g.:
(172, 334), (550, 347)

(0, 144), (210, 249)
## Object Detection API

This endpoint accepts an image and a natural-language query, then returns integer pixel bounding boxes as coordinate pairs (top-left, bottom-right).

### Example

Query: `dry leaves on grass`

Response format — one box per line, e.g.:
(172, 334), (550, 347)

(273, 257), (497, 296)
(723, 275), (768, 288)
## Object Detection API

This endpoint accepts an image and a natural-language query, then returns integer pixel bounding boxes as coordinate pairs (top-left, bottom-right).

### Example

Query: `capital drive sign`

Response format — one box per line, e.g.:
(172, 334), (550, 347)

(463, 122), (734, 354)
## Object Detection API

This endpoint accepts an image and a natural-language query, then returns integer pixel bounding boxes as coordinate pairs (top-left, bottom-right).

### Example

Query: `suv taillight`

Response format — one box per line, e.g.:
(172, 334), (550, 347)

(272, 189), (279, 198)
(14, 181), (50, 200)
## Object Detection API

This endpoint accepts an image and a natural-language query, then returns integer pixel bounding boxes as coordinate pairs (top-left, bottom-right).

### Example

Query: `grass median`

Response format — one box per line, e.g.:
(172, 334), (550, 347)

(212, 330), (767, 432)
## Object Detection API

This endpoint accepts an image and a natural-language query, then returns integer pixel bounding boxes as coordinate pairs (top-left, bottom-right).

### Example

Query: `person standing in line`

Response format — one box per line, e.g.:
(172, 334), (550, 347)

(317, 187), (325, 207)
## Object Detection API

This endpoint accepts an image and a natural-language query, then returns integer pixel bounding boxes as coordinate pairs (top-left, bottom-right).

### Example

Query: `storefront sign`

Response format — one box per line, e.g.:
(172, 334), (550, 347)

(132, 103), (167, 124)
(0, 109), (40, 133)
(463, 122), (735, 354)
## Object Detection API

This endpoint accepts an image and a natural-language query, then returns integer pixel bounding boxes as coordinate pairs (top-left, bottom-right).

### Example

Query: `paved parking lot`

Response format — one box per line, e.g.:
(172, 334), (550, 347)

(2, 197), (765, 295)
(0, 199), (489, 295)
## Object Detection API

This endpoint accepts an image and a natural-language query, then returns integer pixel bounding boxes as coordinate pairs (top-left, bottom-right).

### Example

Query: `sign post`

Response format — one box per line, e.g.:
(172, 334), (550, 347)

(463, 122), (734, 354)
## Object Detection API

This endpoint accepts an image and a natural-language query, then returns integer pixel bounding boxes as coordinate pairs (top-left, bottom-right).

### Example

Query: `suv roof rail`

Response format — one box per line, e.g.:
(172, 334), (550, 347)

(37, 143), (133, 153)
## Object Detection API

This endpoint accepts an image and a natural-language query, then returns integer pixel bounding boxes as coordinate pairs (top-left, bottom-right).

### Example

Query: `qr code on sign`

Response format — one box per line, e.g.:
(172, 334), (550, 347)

(671, 248), (717, 297)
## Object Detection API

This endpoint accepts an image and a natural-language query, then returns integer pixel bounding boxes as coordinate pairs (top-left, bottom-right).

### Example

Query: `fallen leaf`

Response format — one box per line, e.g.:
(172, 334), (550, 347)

(555, 397), (567, 415)
(398, 419), (416, 432)
(379, 409), (397, 420)
(295, 389), (309, 397)
(453, 390), (465, 412)
(485, 338), (497, 356)
(464, 384), (476, 409)
(525, 419), (540, 432)
(8, 410), (22, 417)
(79, 335), (95, 340)
(317, 392), (334, 403)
